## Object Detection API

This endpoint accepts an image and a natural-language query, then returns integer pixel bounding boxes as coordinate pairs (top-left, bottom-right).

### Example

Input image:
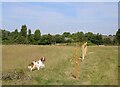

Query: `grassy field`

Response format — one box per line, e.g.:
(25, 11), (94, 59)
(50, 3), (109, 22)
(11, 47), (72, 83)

(2, 45), (118, 85)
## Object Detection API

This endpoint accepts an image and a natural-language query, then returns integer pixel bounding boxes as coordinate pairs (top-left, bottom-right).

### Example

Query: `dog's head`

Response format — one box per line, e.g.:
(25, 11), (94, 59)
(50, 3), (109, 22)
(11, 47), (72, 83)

(40, 57), (45, 63)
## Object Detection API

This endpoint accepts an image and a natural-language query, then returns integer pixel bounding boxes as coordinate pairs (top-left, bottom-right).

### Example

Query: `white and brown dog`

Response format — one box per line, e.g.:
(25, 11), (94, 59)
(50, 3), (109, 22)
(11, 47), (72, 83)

(28, 57), (45, 71)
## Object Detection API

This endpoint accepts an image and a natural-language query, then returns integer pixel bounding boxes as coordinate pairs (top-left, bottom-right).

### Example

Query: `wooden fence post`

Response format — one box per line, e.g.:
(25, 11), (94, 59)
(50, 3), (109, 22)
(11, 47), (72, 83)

(75, 47), (78, 80)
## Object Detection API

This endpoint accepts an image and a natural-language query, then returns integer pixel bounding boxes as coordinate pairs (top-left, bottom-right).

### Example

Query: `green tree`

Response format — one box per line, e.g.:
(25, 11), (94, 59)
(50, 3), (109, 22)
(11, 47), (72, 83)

(13, 29), (19, 43)
(103, 38), (112, 45)
(14, 29), (18, 38)
(62, 32), (73, 43)
(18, 25), (28, 44)
(21, 25), (27, 37)
(46, 34), (53, 44)
(53, 34), (65, 43)
(34, 29), (41, 44)
(2, 30), (11, 44)
(112, 36), (118, 45)
(0, 29), (1, 44)
(71, 32), (86, 42)
(85, 32), (94, 42)
(28, 29), (34, 44)
(62, 32), (71, 37)
(2, 30), (10, 40)
(90, 33), (103, 45)
(40, 34), (53, 45)
(116, 29), (120, 45)
(96, 33), (103, 45)
(28, 29), (31, 35)
(8, 29), (19, 44)
(18, 35), (28, 44)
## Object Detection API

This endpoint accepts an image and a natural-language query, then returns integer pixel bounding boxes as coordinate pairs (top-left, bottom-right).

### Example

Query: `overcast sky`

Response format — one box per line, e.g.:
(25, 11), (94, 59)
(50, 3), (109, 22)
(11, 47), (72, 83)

(1, 2), (118, 35)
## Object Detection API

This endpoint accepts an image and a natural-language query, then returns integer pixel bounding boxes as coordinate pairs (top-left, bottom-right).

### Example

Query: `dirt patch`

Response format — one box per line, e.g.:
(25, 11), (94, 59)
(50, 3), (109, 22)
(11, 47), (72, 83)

(2, 69), (31, 81)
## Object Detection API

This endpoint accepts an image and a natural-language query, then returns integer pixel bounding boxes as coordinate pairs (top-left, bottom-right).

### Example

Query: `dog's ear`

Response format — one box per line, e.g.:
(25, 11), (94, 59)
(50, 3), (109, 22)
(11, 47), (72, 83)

(40, 57), (43, 61)
(41, 57), (45, 62)
(43, 57), (45, 61)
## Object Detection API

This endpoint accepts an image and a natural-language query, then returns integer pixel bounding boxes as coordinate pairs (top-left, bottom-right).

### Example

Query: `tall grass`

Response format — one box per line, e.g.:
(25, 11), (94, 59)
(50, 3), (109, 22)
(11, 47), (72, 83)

(2, 45), (118, 85)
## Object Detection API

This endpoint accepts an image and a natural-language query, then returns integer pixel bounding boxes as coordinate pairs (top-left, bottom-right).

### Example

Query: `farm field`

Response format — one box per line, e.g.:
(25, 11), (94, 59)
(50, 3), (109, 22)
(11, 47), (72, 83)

(2, 45), (118, 85)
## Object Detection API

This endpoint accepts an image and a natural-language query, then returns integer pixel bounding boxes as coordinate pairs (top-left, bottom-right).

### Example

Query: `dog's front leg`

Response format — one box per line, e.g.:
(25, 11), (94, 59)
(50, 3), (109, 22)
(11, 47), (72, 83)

(31, 68), (33, 71)
(37, 67), (40, 70)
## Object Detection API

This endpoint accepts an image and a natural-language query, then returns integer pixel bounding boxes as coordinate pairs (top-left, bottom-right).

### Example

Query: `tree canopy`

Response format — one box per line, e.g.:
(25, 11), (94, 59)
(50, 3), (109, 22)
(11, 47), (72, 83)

(1, 25), (118, 45)
(116, 29), (120, 45)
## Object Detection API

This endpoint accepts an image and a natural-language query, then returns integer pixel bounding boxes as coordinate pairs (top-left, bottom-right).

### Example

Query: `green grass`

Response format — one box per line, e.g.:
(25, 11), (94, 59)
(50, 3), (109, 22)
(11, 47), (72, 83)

(2, 45), (118, 85)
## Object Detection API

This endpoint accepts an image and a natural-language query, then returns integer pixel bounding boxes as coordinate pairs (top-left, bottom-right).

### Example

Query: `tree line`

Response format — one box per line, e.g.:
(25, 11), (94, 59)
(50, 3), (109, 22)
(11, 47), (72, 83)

(0, 25), (120, 45)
